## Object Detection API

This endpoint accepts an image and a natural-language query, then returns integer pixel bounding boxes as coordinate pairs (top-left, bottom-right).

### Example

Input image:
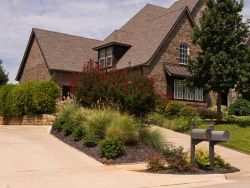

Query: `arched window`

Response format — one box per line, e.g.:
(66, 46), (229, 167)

(179, 44), (189, 65)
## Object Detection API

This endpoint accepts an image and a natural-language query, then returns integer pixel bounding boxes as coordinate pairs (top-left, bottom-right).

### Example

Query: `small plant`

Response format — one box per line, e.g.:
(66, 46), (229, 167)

(164, 101), (186, 117)
(195, 148), (229, 169)
(72, 125), (86, 141)
(180, 106), (198, 118)
(100, 138), (124, 159)
(146, 112), (166, 126)
(83, 133), (100, 147)
(196, 108), (217, 120)
(139, 124), (164, 150)
(105, 115), (139, 145)
(166, 116), (202, 132)
(163, 145), (192, 172)
(147, 156), (166, 171)
(228, 99), (250, 116)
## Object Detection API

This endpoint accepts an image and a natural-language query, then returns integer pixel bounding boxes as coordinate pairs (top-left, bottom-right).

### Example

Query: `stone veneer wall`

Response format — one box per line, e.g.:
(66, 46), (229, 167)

(0, 114), (55, 126)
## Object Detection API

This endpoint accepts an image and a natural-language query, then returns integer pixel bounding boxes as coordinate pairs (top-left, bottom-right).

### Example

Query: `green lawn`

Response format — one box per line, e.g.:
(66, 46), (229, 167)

(197, 116), (250, 154)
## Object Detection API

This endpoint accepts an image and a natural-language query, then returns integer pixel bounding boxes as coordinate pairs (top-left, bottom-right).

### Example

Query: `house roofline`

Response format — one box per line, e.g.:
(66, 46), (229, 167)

(93, 42), (131, 51)
(145, 7), (197, 66)
(15, 28), (51, 81)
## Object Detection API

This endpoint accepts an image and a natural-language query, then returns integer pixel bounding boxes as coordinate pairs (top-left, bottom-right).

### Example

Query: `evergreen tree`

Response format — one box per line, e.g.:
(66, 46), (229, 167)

(0, 60), (9, 85)
(188, 0), (250, 120)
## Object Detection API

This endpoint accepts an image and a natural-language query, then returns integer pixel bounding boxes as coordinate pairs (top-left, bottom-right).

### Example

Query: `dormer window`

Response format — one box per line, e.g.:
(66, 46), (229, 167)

(106, 47), (113, 67)
(179, 44), (189, 65)
(99, 49), (105, 67)
(98, 47), (113, 68)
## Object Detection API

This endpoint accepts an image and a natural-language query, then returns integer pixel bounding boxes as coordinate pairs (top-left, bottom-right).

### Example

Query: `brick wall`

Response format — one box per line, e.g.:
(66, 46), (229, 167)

(19, 37), (51, 83)
(148, 12), (200, 94)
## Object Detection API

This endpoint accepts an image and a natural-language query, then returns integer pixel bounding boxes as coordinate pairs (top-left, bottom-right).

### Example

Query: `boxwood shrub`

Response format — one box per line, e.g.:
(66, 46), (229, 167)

(228, 99), (250, 116)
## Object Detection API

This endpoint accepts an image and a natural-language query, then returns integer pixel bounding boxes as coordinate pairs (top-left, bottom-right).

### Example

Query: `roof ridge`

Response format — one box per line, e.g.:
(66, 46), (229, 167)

(33, 28), (101, 42)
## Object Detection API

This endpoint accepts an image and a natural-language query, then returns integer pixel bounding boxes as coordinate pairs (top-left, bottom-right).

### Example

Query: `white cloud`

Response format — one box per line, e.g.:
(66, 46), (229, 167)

(0, 0), (249, 83)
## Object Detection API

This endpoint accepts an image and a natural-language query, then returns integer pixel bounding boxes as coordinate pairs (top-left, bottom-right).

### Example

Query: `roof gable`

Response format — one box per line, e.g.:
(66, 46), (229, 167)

(94, 1), (199, 69)
(16, 28), (101, 80)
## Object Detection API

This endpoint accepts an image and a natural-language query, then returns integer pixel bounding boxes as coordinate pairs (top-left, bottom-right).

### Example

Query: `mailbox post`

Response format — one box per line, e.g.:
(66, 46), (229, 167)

(190, 122), (230, 169)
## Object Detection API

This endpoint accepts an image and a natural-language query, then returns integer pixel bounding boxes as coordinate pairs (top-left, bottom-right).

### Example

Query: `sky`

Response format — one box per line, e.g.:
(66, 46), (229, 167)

(0, 0), (250, 83)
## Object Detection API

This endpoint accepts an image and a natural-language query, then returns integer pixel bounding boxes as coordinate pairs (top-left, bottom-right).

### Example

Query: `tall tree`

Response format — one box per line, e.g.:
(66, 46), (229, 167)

(188, 0), (250, 120)
(0, 60), (9, 85)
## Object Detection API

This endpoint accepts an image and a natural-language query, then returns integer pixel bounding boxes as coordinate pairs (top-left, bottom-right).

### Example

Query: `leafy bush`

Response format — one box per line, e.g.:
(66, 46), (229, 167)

(228, 99), (250, 116)
(164, 101), (186, 117)
(0, 81), (59, 117)
(72, 125), (86, 141)
(83, 133), (100, 147)
(195, 148), (229, 169)
(100, 138), (124, 159)
(106, 115), (139, 145)
(197, 108), (217, 119)
(139, 125), (164, 150)
(72, 60), (157, 116)
(163, 145), (192, 172)
(180, 106), (198, 118)
(146, 112), (166, 126)
(165, 116), (202, 132)
(0, 84), (16, 116)
(147, 156), (166, 171)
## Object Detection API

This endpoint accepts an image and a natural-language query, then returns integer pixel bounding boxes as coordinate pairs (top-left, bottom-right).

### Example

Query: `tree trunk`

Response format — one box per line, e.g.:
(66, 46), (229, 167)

(216, 92), (222, 122)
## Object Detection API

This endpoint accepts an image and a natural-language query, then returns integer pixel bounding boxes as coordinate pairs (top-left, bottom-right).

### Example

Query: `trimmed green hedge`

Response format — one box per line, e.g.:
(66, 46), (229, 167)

(0, 80), (59, 117)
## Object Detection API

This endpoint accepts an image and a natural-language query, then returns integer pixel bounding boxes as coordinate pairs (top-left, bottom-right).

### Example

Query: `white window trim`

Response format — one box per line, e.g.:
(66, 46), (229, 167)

(179, 44), (189, 65)
(174, 79), (204, 101)
(174, 80), (184, 99)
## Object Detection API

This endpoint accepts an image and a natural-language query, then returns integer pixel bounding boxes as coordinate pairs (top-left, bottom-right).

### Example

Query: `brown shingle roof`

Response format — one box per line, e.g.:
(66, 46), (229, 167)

(94, 1), (199, 69)
(33, 28), (101, 72)
(16, 28), (101, 80)
(164, 63), (191, 77)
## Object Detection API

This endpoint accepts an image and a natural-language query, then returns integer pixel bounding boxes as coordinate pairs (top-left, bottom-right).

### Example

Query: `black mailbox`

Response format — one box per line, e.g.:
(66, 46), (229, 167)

(210, 131), (230, 142)
(191, 129), (211, 140)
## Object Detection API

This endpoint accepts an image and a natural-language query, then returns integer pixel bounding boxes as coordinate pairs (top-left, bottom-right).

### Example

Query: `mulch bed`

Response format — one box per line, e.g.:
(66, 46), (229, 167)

(51, 130), (239, 174)
(146, 166), (239, 175)
(51, 129), (161, 164)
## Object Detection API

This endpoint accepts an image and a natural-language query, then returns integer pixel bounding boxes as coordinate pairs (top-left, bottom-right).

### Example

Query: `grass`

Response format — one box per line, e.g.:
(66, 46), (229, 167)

(197, 116), (250, 154)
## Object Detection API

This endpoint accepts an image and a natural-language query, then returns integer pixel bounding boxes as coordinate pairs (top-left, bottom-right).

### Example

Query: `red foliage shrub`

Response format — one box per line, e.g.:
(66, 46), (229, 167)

(70, 59), (157, 116)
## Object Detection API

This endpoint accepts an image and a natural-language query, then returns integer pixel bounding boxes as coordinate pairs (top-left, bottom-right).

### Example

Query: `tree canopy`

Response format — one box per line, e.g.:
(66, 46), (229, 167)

(0, 60), (8, 85)
(188, 0), (250, 120)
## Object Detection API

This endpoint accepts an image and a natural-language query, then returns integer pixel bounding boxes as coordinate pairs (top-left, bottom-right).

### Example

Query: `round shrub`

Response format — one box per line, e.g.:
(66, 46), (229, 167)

(83, 133), (99, 147)
(105, 115), (139, 145)
(31, 80), (60, 114)
(100, 138), (124, 159)
(165, 101), (186, 117)
(52, 104), (79, 132)
(146, 112), (166, 127)
(72, 125), (86, 141)
(228, 99), (250, 116)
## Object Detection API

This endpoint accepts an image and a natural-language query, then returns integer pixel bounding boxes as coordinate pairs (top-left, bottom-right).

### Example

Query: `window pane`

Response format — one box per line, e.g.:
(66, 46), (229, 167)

(106, 57), (112, 67)
(184, 87), (194, 100)
(179, 44), (188, 65)
(174, 80), (183, 99)
(99, 49), (105, 59)
(106, 47), (112, 57)
(195, 88), (203, 101)
(99, 59), (105, 67)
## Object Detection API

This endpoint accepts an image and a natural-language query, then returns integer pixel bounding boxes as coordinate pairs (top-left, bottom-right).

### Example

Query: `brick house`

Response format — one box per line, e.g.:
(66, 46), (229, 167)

(16, 0), (245, 107)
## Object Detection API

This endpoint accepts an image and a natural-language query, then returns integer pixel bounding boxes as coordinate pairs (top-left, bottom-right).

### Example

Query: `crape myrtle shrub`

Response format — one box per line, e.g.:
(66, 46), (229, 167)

(0, 80), (59, 117)
(71, 60), (157, 116)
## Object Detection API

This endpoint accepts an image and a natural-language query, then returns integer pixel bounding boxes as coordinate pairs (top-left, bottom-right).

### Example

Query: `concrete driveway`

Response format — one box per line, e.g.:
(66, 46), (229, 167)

(0, 126), (235, 188)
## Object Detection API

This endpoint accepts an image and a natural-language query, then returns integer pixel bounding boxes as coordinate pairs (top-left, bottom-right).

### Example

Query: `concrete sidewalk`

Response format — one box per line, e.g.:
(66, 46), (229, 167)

(154, 126), (250, 178)
(0, 126), (231, 188)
